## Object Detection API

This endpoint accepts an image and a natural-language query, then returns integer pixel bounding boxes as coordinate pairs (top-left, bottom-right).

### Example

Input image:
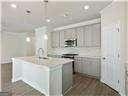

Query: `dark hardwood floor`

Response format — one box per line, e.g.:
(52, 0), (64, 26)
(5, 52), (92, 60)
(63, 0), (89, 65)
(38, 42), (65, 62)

(1, 63), (120, 96)
(65, 73), (120, 96)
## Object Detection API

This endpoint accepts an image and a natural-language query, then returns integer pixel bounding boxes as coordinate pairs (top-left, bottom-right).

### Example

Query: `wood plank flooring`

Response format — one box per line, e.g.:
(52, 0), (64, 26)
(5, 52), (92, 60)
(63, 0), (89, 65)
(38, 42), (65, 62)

(65, 74), (120, 96)
(1, 63), (120, 96)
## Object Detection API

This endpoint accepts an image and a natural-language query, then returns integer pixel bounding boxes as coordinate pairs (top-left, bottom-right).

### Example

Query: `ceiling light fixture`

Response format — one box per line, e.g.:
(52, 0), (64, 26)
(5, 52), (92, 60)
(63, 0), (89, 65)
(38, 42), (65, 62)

(84, 5), (90, 10)
(11, 4), (17, 8)
(43, 0), (51, 23)
(44, 34), (48, 40)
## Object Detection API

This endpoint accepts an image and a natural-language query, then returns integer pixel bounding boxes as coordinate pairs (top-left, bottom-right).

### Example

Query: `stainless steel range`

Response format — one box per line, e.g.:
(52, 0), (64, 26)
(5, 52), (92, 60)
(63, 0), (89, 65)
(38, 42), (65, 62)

(62, 54), (78, 74)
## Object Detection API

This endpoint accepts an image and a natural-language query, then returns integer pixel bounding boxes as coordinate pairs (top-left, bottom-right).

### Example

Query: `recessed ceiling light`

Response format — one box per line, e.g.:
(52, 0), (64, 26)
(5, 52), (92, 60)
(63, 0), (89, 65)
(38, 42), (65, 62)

(84, 5), (90, 10)
(26, 37), (31, 42)
(11, 4), (17, 8)
(46, 19), (51, 22)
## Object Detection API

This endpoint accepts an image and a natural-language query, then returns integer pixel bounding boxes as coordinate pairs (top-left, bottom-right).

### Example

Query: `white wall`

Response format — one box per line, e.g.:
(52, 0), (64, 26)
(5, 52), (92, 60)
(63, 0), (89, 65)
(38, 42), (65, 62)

(35, 27), (48, 57)
(26, 32), (35, 56)
(101, 1), (126, 96)
(1, 31), (35, 64)
(127, 1), (128, 63)
(0, 1), (2, 92)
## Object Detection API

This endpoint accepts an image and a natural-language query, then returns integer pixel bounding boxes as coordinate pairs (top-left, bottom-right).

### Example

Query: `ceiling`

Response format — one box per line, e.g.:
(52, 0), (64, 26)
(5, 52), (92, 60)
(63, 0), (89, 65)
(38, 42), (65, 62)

(1, 1), (112, 32)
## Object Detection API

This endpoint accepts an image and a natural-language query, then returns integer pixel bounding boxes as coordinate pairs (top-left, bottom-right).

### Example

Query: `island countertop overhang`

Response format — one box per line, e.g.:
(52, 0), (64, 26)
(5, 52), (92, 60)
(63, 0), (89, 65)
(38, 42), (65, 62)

(12, 56), (73, 69)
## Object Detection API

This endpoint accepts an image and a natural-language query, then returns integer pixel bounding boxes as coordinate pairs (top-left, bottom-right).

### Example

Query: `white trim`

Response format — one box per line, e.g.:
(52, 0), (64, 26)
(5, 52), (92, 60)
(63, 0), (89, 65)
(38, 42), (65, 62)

(12, 77), (22, 83)
(53, 18), (101, 31)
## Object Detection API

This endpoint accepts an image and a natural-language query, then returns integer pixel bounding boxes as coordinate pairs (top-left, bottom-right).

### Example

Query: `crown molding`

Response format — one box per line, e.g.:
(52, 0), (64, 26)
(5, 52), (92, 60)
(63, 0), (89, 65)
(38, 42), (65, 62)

(53, 18), (101, 31)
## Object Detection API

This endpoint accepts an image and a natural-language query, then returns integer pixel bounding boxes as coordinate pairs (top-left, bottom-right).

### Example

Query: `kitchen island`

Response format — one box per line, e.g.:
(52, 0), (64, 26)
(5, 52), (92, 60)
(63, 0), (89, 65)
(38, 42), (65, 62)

(12, 56), (73, 96)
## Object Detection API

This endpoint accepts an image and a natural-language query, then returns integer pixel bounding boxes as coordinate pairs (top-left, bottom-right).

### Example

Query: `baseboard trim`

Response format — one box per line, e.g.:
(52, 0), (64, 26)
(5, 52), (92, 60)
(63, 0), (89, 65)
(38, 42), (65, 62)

(120, 92), (126, 96)
(12, 77), (22, 83)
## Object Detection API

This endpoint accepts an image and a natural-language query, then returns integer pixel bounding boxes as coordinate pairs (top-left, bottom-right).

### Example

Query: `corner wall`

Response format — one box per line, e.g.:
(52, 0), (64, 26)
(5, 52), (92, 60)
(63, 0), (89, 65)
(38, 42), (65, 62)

(0, 0), (2, 92)
(1, 32), (35, 64)
(126, 1), (128, 64)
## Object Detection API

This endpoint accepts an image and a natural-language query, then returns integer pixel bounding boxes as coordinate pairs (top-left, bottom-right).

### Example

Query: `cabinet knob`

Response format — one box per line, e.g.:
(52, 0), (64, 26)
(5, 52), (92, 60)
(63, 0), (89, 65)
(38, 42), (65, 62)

(102, 57), (106, 60)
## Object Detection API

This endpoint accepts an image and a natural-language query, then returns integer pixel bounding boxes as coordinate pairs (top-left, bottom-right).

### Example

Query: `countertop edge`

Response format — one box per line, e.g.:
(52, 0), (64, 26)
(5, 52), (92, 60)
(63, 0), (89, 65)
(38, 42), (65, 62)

(12, 57), (73, 70)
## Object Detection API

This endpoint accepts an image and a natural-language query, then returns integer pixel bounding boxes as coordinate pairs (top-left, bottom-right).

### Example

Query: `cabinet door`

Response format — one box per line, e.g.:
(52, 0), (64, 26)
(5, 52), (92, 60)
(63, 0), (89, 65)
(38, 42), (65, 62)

(51, 31), (60, 48)
(82, 57), (100, 77)
(74, 57), (78, 72)
(76, 27), (84, 47)
(92, 23), (101, 47)
(84, 25), (92, 47)
(92, 58), (100, 77)
(86, 58), (94, 75)
(60, 30), (65, 48)
(74, 57), (83, 73)
(64, 28), (76, 40)
(88, 58), (100, 77)
(82, 57), (90, 75)
(51, 32), (55, 48)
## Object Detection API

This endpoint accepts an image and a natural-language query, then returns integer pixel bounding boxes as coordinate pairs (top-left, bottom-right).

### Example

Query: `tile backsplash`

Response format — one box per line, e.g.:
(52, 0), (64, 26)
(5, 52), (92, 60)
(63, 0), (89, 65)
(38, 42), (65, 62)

(48, 47), (101, 57)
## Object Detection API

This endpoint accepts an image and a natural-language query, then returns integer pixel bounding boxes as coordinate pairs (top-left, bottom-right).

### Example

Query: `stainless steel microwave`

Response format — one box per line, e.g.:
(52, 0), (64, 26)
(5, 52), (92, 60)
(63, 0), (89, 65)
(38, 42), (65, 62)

(65, 39), (77, 47)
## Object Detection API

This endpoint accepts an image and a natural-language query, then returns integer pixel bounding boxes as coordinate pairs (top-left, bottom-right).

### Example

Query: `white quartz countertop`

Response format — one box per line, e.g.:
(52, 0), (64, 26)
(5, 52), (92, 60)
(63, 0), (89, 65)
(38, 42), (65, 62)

(12, 56), (73, 68)
(76, 54), (101, 58)
(48, 53), (101, 58)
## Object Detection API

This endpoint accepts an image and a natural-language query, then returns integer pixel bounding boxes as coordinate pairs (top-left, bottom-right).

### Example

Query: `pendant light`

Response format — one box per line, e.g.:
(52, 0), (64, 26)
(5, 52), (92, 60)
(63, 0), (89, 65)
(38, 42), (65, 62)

(43, 0), (50, 23)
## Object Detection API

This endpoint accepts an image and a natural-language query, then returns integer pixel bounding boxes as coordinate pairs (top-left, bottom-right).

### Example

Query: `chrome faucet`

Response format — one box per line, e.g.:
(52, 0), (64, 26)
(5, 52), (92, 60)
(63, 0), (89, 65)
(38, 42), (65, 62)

(37, 48), (44, 59)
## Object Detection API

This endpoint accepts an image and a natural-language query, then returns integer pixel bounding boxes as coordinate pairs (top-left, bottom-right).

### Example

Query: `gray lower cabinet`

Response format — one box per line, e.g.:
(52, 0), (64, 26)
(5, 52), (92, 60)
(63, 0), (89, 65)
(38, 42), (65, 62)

(74, 57), (83, 73)
(126, 72), (128, 96)
(62, 62), (73, 94)
(74, 57), (101, 78)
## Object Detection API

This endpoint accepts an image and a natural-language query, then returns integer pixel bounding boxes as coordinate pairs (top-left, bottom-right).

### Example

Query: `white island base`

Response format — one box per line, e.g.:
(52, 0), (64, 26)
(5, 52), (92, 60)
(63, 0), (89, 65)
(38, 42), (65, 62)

(12, 57), (73, 96)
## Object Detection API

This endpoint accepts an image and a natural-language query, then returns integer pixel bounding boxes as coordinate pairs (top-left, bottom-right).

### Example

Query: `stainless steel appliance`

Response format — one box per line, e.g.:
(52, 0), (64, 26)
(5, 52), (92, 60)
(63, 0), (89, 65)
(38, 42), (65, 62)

(62, 54), (78, 74)
(65, 39), (77, 47)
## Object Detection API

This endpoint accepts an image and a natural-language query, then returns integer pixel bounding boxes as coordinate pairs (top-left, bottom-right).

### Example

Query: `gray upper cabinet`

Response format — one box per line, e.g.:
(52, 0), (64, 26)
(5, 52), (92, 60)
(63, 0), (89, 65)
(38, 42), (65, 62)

(76, 27), (84, 47)
(51, 23), (101, 48)
(92, 23), (101, 47)
(84, 25), (92, 47)
(84, 23), (101, 47)
(60, 30), (65, 48)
